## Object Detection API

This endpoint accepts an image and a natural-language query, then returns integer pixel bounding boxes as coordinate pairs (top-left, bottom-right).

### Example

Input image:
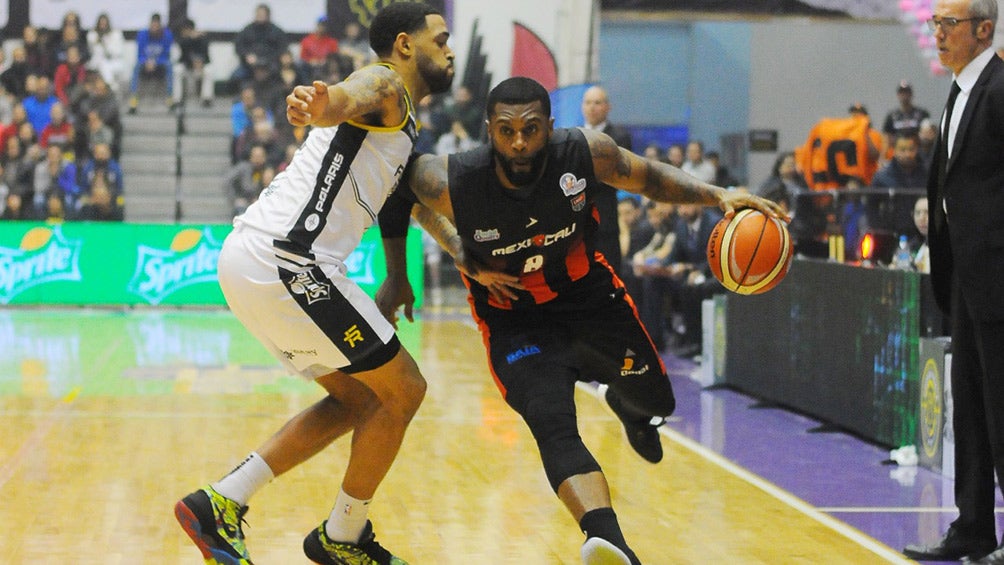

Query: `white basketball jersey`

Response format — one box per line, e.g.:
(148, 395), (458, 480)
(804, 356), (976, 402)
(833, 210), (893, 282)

(236, 82), (418, 266)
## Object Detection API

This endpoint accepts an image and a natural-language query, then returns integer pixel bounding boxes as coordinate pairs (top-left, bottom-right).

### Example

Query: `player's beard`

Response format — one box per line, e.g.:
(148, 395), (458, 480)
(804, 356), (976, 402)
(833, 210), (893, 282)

(417, 52), (454, 95)
(493, 147), (548, 187)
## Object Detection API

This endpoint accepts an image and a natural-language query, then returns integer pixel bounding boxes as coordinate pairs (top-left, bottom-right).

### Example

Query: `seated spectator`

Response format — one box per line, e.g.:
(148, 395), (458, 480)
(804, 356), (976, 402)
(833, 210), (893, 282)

(0, 165), (9, 216)
(1, 191), (31, 220)
(433, 120), (481, 155)
(128, 13), (174, 114)
(232, 103), (273, 162)
(23, 75), (58, 136)
(230, 87), (271, 159)
(299, 17), (339, 80)
(53, 44), (88, 106)
(2, 103), (28, 152)
(73, 72), (122, 160)
(642, 142), (663, 161)
(917, 118), (937, 172)
(1, 46), (30, 100)
(707, 150), (739, 187)
(79, 141), (123, 196)
(222, 144), (271, 217)
(173, 18), (214, 108)
(40, 103), (74, 150)
(231, 4), (287, 88)
(442, 85), (483, 141)
(618, 196), (655, 306)
(41, 186), (70, 222)
(665, 143), (685, 168)
(83, 110), (115, 157)
(336, 21), (373, 74)
(87, 13), (127, 94)
(234, 119), (283, 167)
(2, 137), (37, 205)
(76, 172), (123, 221)
(52, 17), (89, 67)
(681, 140), (716, 183)
(635, 203), (723, 357)
(34, 144), (78, 213)
(871, 134), (928, 189)
(910, 196), (930, 274)
(632, 201), (678, 350)
(23, 25), (56, 78)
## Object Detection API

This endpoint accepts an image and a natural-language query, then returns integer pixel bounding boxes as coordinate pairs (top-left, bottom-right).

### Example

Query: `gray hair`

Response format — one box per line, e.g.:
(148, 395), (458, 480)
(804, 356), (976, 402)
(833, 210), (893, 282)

(970, 0), (998, 32)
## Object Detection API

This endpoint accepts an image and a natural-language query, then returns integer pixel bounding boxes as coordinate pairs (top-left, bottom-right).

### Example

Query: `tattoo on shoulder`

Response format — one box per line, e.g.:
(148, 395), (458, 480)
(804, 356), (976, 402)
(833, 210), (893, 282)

(414, 156), (449, 200)
(344, 66), (406, 120)
(589, 131), (630, 178)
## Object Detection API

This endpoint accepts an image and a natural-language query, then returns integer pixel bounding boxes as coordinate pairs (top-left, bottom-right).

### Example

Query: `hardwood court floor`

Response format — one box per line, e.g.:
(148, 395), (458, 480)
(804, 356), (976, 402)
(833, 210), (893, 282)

(0, 308), (910, 564)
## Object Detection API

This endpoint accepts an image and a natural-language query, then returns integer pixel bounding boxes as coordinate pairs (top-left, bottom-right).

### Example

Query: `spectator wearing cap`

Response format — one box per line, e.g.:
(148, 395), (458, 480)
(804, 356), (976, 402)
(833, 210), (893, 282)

(299, 17), (339, 80)
(881, 80), (930, 160)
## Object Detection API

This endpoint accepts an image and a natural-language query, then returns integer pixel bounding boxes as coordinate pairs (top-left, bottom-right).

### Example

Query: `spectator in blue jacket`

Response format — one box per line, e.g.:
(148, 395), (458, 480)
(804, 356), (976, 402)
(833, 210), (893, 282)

(128, 13), (174, 114)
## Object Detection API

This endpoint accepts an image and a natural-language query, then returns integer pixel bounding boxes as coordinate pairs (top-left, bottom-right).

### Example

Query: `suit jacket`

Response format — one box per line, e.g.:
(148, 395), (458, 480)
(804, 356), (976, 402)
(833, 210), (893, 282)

(591, 123), (633, 271)
(667, 208), (723, 277)
(927, 54), (1004, 320)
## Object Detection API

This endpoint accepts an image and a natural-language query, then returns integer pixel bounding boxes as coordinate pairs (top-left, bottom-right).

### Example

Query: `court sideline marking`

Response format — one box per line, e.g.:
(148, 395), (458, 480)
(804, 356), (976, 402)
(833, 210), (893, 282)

(578, 382), (914, 564)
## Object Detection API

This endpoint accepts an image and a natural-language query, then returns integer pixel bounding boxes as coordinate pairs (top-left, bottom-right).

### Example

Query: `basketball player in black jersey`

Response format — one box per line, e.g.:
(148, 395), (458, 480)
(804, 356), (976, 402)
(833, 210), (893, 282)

(377, 77), (786, 565)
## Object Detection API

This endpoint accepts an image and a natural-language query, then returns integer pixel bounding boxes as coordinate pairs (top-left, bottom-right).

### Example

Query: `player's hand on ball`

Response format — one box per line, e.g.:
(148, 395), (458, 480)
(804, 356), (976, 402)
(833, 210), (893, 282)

(717, 190), (790, 222)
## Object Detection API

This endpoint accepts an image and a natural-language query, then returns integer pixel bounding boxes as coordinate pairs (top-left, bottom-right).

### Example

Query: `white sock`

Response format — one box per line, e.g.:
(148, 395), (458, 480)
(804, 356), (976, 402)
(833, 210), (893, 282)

(324, 487), (371, 543)
(211, 452), (275, 506)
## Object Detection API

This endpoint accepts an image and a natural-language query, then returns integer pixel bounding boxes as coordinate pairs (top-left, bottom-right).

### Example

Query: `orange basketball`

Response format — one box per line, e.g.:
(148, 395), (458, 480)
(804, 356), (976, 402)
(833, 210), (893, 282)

(706, 209), (793, 295)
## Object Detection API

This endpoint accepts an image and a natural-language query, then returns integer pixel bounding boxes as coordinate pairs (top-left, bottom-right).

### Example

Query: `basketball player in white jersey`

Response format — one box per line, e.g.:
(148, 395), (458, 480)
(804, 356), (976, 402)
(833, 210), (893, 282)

(174, 4), (455, 564)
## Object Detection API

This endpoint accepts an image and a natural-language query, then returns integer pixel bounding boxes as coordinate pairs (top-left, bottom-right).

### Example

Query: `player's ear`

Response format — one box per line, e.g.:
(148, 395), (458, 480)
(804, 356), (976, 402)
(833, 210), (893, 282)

(394, 32), (412, 56)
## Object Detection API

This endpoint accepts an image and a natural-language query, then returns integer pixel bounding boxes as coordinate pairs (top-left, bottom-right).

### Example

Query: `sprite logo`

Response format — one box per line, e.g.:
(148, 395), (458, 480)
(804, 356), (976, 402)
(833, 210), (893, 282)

(127, 227), (222, 305)
(0, 226), (82, 304)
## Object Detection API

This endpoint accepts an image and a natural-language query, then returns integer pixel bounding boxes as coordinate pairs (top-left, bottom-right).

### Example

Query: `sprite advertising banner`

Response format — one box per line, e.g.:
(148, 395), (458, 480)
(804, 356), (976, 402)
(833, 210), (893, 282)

(0, 222), (424, 306)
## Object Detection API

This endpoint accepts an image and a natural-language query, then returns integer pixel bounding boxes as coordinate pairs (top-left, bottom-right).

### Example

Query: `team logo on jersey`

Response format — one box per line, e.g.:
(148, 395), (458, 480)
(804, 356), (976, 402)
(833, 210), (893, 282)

(559, 173), (587, 196)
(474, 228), (500, 242)
(287, 270), (332, 304)
(491, 223), (577, 256)
(305, 213), (321, 232)
(570, 192), (586, 212)
(526, 217), (538, 228)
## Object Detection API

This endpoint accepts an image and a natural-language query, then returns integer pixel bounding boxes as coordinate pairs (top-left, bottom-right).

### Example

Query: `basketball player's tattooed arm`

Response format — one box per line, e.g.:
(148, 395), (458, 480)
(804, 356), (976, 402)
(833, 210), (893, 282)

(581, 128), (788, 220)
(286, 65), (406, 128)
(407, 154), (524, 301)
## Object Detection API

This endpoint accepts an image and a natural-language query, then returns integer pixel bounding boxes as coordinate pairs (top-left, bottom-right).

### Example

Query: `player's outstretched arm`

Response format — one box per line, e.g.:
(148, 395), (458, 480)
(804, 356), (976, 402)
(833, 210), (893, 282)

(286, 65), (407, 129)
(582, 128), (787, 220)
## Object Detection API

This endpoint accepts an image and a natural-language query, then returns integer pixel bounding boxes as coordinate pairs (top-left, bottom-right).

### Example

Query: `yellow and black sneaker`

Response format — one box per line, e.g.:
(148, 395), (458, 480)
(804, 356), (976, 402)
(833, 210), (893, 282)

(175, 486), (252, 564)
(303, 520), (407, 565)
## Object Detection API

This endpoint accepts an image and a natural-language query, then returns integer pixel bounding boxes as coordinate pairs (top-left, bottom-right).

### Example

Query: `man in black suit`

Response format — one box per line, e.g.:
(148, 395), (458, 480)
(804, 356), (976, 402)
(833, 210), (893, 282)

(903, 1), (1004, 562)
(582, 85), (633, 273)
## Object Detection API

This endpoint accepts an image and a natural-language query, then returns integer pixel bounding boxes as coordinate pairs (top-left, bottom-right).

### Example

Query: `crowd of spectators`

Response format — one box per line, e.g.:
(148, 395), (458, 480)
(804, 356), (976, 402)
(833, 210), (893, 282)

(0, 10), (125, 222)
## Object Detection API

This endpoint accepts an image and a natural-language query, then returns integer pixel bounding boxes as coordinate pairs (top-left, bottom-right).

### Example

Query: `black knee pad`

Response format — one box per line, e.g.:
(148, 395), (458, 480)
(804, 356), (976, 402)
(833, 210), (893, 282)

(521, 398), (601, 491)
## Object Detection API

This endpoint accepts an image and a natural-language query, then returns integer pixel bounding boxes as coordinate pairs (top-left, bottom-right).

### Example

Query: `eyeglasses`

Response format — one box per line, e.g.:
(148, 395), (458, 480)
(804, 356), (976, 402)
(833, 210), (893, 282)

(927, 16), (981, 31)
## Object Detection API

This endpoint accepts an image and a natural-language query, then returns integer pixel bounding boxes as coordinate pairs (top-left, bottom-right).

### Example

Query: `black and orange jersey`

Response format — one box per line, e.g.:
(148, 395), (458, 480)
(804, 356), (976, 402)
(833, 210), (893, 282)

(796, 115), (883, 190)
(448, 127), (618, 318)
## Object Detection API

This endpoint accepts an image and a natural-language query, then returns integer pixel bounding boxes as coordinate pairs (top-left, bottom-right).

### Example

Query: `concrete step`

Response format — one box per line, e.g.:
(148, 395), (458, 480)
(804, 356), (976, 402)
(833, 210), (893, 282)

(180, 175), (223, 196)
(180, 195), (231, 224)
(127, 174), (178, 196)
(124, 193), (179, 222)
(181, 115), (232, 136)
(122, 113), (177, 135)
(180, 134), (230, 155)
(122, 133), (176, 154)
(181, 154), (230, 176)
(121, 153), (177, 176)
